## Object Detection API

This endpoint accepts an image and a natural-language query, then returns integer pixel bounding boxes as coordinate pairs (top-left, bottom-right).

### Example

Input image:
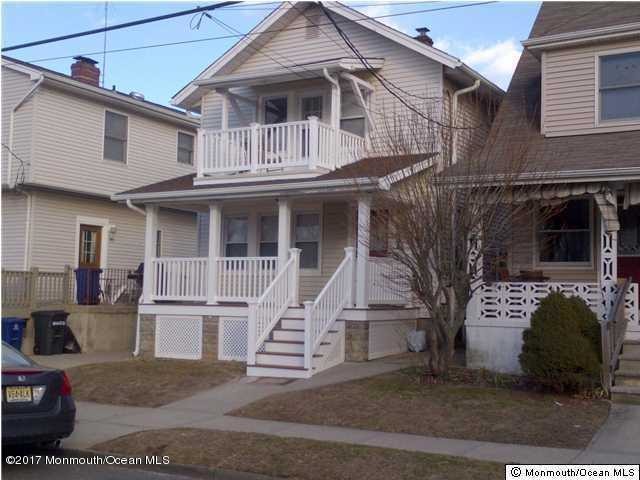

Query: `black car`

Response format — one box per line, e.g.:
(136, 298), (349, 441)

(2, 342), (76, 445)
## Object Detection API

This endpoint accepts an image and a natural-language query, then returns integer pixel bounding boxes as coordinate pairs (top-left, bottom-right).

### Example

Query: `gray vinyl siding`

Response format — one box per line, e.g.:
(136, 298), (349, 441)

(200, 4), (443, 154)
(1, 191), (29, 270)
(1, 67), (35, 186)
(29, 85), (196, 197)
(28, 190), (197, 272)
(542, 38), (640, 137)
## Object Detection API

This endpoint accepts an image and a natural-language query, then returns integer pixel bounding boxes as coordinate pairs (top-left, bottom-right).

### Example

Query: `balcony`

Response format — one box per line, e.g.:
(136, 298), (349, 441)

(196, 117), (366, 177)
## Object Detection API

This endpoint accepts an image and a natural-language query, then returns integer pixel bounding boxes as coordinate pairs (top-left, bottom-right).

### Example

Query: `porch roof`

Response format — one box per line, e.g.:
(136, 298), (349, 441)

(112, 153), (433, 202)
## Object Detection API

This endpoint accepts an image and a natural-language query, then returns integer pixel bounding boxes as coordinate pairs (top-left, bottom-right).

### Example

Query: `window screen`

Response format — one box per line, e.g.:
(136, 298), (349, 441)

(600, 52), (640, 121)
(104, 111), (128, 162)
(177, 132), (195, 165)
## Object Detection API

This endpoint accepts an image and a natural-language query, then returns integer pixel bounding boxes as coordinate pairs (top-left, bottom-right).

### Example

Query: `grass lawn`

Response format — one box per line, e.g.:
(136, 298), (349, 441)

(231, 367), (609, 449)
(94, 428), (502, 480)
(67, 359), (244, 407)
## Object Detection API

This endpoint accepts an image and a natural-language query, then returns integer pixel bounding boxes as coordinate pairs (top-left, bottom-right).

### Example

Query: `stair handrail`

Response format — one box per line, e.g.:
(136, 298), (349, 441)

(247, 248), (301, 365)
(303, 247), (355, 370)
(601, 277), (632, 393)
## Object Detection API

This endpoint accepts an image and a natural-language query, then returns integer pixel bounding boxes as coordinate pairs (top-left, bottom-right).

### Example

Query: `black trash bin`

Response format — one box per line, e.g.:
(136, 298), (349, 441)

(31, 310), (69, 355)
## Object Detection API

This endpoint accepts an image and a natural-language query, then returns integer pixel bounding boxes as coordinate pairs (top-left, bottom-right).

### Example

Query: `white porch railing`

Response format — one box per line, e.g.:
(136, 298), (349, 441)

(367, 257), (411, 305)
(247, 249), (301, 365)
(151, 257), (209, 301)
(199, 118), (365, 175)
(303, 248), (355, 370)
(215, 257), (278, 302)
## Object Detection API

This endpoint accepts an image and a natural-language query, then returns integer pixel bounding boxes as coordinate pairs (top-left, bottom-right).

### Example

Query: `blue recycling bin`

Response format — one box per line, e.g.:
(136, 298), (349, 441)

(2, 317), (27, 350)
(75, 268), (102, 305)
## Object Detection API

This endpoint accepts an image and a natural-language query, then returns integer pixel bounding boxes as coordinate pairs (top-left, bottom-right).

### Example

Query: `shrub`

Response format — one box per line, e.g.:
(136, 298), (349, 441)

(519, 292), (601, 392)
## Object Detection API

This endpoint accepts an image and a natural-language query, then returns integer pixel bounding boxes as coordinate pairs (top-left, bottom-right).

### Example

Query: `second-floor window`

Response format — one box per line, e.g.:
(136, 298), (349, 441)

(104, 111), (128, 162)
(599, 51), (640, 122)
(177, 132), (195, 165)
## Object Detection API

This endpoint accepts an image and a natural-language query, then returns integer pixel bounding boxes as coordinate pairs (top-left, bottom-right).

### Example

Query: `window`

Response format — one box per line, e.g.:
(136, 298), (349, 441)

(301, 95), (323, 120)
(295, 213), (321, 269)
(370, 210), (389, 257)
(156, 230), (162, 257)
(177, 132), (195, 165)
(264, 96), (288, 124)
(341, 91), (366, 137)
(78, 224), (102, 268)
(538, 199), (591, 263)
(340, 117), (366, 137)
(103, 111), (128, 162)
(599, 51), (640, 122)
(224, 217), (248, 257)
(259, 215), (278, 257)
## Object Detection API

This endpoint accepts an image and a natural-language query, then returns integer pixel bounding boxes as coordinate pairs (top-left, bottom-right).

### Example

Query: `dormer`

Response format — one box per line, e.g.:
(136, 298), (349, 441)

(523, 22), (640, 137)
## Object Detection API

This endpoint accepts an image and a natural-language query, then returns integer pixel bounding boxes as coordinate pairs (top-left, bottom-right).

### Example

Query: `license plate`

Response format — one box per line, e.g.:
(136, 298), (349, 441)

(5, 386), (32, 403)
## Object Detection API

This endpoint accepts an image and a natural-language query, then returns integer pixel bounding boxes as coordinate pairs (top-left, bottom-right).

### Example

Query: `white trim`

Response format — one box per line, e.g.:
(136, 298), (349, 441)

(540, 51), (546, 135)
(23, 191), (33, 270)
(102, 108), (130, 165)
(194, 170), (328, 186)
(523, 22), (640, 51)
(74, 215), (110, 269)
(176, 129), (196, 166)
(594, 46), (640, 129)
(533, 198), (595, 271)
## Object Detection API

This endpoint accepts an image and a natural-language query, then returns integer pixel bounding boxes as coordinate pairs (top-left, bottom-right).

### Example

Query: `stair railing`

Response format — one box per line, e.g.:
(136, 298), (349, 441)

(303, 247), (355, 370)
(601, 277), (632, 393)
(247, 249), (300, 365)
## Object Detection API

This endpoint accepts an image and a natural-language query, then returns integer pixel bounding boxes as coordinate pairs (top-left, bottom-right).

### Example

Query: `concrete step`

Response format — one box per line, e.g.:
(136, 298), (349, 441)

(615, 370), (640, 387)
(619, 354), (640, 372)
(611, 385), (640, 405)
(247, 364), (312, 379)
(623, 341), (640, 357)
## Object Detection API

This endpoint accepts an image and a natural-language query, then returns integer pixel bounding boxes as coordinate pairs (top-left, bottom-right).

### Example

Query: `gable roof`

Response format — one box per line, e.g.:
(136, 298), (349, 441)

(479, 2), (640, 179)
(172, 1), (502, 109)
(2, 56), (199, 128)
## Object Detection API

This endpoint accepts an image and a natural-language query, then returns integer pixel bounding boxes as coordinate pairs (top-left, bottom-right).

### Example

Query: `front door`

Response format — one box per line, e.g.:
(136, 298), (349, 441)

(78, 224), (102, 269)
(619, 205), (640, 283)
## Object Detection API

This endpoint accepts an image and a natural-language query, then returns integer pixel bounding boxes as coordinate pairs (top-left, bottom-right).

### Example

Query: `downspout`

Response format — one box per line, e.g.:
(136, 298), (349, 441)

(451, 79), (480, 165)
(8, 74), (44, 189)
(126, 199), (146, 356)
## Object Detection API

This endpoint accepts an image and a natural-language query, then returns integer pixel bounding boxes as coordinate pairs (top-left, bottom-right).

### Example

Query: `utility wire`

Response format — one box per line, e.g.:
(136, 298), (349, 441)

(2, 1), (241, 52)
(23, 2), (498, 63)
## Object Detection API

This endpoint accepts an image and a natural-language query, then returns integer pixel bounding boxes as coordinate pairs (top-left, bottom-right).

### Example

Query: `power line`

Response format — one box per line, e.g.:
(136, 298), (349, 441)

(2, 1), (241, 52)
(24, 2), (498, 63)
(219, 1), (438, 10)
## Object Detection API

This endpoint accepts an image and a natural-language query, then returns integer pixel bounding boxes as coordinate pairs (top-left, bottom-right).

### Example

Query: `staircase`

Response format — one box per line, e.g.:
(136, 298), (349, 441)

(247, 307), (345, 378)
(612, 340), (640, 405)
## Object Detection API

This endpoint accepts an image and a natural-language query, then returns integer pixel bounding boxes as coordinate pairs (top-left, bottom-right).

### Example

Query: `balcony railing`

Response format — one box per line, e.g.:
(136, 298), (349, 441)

(197, 117), (365, 176)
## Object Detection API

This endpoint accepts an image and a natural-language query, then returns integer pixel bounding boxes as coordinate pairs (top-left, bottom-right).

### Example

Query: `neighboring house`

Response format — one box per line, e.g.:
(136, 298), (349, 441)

(112, 1), (502, 377)
(464, 2), (640, 396)
(1, 56), (199, 289)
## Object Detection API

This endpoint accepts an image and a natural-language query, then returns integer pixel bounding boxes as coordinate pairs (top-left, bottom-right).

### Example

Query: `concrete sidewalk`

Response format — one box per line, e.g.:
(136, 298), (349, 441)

(65, 356), (640, 465)
(32, 351), (131, 369)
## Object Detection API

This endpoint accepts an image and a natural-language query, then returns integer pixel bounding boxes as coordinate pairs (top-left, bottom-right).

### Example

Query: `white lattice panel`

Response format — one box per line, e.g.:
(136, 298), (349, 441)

(625, 283), (640, 332)
(368, 319), (416, 360)
(218, 317), (248, 361)
(155, 315), (202, 360)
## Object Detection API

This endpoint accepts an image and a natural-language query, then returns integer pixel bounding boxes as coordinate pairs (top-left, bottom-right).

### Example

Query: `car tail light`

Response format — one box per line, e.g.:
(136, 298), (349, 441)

(60, 371), (72, 396)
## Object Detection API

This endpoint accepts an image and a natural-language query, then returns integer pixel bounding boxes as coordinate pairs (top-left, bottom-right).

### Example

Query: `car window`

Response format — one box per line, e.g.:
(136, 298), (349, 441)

(2, 343), (32, 367)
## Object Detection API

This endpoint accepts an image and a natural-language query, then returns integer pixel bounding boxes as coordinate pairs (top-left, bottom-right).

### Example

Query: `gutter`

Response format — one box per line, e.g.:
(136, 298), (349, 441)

(125, 199), (147, 357)
(7, 74), (44, 188)
(451, 80), (481, 165)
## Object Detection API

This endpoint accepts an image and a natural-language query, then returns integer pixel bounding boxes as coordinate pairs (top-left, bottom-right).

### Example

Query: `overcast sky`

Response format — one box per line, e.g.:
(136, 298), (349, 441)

(2, 1), (541, 106)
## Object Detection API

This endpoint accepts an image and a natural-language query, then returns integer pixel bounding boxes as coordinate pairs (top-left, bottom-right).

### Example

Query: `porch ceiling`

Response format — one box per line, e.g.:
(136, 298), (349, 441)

(192, 57), (385, 90)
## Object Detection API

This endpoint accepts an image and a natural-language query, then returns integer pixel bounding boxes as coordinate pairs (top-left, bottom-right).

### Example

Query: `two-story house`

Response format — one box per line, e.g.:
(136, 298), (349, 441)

(112, 1), (502, 377)
(1, 56), (199, 290)
(464, 2), (640, 400)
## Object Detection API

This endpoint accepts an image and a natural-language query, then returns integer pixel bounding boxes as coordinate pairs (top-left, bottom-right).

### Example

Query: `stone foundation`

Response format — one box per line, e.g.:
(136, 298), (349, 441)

(345, 321), (369, 361)
(139, 314), (156, 359)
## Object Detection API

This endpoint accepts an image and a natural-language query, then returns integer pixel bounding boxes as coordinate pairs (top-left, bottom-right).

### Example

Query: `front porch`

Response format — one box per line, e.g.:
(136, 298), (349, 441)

(139, 194), (416, 378)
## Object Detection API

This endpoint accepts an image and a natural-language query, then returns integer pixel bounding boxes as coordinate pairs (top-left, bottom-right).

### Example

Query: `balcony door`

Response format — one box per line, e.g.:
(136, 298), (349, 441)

(263, 96), (288, 125)
(78, 224), (102, 269)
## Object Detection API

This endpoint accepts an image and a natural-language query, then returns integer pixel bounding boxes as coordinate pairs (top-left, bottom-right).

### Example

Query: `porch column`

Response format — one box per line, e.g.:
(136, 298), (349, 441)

(278, 198), (292, 269)
(356, 195), (371, 308)
(142, 205), (158, 303)
(220, 89), (229, 130)
(599, 216), (618, 320)
(207, 202), (222, 305)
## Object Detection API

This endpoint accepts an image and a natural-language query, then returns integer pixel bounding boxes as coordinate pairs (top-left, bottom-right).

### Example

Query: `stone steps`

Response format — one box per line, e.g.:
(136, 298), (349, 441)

(612, 340), (640, 404)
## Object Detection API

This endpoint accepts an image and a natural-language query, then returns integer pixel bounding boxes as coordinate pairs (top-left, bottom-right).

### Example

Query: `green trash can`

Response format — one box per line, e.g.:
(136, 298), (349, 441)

(32, 310), (68, 355)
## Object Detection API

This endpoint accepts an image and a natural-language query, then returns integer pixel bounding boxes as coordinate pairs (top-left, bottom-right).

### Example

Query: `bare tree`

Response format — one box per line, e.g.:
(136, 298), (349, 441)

(355, 92), (549, 377)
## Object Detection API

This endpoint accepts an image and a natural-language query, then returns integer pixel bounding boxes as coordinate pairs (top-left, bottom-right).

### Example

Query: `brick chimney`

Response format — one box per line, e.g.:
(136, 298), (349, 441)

(414, 27), (434, 46)
(70, 56), (100, 86)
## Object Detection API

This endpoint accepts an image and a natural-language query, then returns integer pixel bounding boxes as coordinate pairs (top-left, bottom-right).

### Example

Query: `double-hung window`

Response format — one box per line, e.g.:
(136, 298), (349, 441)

(538, 199), (591, 264)
(599, 51), (640, 122)
(224, 217), (248, 257)
(295, 213), (321, 269)
(259, 215), (278, 257)
(104, 111), (128, 162)
(177, 132), (195, 165)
